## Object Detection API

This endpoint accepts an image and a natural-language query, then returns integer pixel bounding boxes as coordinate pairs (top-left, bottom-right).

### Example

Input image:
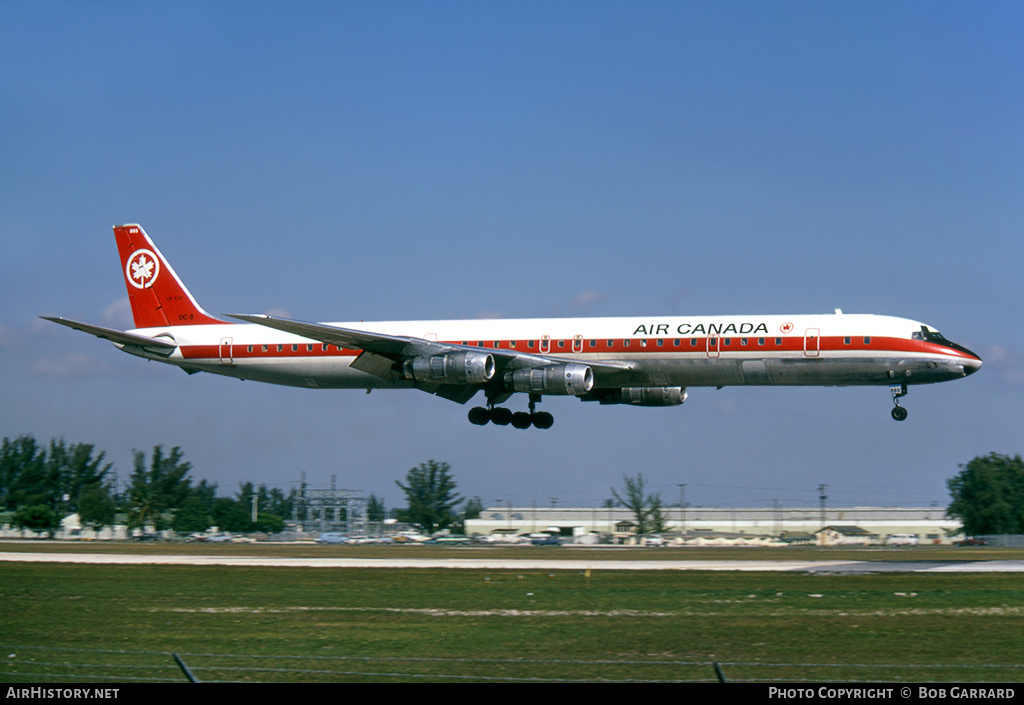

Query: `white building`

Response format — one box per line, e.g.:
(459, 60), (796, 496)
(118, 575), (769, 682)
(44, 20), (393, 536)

(466, 505), (961, 544)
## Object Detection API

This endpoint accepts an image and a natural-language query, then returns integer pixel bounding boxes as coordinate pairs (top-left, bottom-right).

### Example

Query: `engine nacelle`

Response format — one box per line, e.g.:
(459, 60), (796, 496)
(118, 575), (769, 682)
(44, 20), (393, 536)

(404, 351), (495, 385)
(604, 387), (687, 406)
(504, 363), (594, 396)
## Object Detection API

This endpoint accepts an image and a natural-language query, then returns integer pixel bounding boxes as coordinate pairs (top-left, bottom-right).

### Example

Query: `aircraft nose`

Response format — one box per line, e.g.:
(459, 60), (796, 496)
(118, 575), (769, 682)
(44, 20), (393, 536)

(961, 347), (983, 376)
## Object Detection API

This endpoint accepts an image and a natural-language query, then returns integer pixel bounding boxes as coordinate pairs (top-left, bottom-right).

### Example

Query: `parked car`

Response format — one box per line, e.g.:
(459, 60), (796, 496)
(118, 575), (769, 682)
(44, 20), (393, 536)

(954, 537), (987, 546)
(887, 533), (919, 546)
(317, 532), (349, 544)
(530, 535), (561, 546)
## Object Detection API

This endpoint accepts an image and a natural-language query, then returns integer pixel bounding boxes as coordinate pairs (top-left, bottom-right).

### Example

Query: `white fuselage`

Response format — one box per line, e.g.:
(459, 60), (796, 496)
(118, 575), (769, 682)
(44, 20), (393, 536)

(124, 312), (981, 393)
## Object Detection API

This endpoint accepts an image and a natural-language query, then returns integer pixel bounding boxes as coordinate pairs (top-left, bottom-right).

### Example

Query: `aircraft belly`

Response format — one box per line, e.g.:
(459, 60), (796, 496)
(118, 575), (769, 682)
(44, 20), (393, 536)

(764, 356), (964, 387)
(616, 354), (964, 388)
(154, 348), (965, 392)
(164, 356), (413, 390)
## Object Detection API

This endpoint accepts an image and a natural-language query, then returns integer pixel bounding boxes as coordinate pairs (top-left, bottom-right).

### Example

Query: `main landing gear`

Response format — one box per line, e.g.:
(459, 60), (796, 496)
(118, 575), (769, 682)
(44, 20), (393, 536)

(890, 383), (909, 421)
(468, 394), (554, 430)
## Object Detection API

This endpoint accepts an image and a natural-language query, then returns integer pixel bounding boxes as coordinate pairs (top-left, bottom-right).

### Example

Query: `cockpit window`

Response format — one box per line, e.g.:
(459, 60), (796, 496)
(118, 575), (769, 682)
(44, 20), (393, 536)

(913, 326), (949, 343)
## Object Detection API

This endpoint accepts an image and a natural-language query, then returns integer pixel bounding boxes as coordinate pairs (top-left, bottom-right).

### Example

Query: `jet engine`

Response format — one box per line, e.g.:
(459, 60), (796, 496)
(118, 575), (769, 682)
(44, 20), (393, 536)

(404, 351), (495, 384)
(504, 363), (594, 396)
(597, 386), (688, 406)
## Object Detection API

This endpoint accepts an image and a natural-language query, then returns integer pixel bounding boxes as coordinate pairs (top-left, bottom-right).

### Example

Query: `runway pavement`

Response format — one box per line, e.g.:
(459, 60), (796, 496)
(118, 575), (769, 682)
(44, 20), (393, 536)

(3, 551), (1024, 572)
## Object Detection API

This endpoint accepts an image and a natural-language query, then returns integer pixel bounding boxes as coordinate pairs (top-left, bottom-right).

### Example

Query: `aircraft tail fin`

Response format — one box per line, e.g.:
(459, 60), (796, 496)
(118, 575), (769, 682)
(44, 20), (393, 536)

(113, 224), (222, 328)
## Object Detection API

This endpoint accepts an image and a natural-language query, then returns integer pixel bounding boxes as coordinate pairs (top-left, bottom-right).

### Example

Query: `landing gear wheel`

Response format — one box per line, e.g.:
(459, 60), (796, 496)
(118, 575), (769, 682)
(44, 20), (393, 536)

(468, 407), (490, 425)
(511, 412), (533, 429)
(532, 411), (554, 429)
(490, 407), (513, 426)
(889, 383), (909, 422)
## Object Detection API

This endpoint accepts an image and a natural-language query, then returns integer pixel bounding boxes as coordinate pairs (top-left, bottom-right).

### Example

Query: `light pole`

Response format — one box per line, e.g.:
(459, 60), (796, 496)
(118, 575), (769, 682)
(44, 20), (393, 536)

(677, 483), (686, 534)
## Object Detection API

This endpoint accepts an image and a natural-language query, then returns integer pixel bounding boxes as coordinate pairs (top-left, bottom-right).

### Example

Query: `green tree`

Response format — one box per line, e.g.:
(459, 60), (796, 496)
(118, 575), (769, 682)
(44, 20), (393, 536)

(78, 485), (116, 529)
(947, 453), (1024, 535)
(0, 436), (115, 522)
(395, 460), (462, 534)
(46, 438), (113, 516)
(611, 473), (667, 535)
(13, 504), (58, 534)
(212, 496), (250, 532)
(367, 494), (387, 523)
(234, 482), (286, 533)
(126, 445), (193, 529)
(0, 435), (48, 511)
(172, 495), (213, 533)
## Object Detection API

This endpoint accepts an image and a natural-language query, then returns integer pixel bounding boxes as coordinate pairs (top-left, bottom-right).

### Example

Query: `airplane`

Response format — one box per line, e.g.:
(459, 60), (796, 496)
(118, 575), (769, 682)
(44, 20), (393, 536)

(42, 224), (982, 429)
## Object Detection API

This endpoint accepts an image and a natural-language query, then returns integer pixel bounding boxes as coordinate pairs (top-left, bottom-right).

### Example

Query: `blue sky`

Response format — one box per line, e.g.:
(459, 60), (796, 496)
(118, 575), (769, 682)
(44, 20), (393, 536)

(3, 1), (1022, 513)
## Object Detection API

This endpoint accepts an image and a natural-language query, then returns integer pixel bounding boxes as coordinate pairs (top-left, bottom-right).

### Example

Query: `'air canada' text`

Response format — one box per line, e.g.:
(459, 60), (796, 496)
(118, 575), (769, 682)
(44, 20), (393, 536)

(633, 322), (770, 336)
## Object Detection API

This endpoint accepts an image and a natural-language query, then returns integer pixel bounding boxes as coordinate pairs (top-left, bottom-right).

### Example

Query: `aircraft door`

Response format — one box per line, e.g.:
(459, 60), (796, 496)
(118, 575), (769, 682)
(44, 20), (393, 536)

(219, 337), (233, 364)
(804, 328), (820, 357)
(706, 335), (720, 358)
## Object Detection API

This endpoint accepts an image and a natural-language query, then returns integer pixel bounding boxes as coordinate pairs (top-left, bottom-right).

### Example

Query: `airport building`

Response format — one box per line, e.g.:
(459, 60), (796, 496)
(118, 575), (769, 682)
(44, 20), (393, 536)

(465, 504), (961, 545)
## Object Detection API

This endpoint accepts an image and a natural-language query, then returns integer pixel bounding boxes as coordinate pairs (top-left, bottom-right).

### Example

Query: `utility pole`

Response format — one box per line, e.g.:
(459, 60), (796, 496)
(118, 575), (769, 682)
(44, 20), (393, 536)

(677, 483), (687, 534)
(818, 484), (828, 527)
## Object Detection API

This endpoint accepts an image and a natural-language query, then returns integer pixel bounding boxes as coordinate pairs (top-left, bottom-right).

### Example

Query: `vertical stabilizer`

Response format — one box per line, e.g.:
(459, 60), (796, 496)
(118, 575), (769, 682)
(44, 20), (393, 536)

(113, 224), (222, 328)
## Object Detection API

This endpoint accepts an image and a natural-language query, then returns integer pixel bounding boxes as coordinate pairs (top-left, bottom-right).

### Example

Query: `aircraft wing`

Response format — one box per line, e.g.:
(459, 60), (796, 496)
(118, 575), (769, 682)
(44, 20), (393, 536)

(227, 314), (417, 356)
(227, 313), (637, 397)
(40, 317), (177, 357)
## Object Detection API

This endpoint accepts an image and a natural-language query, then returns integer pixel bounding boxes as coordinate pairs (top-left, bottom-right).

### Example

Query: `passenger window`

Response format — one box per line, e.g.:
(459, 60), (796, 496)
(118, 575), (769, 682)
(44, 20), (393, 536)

(864, 337), (871, 345)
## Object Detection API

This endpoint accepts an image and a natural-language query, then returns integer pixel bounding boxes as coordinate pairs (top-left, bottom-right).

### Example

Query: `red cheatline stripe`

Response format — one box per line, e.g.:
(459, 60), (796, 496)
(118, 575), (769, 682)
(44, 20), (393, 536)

(178, 336), (976, 362)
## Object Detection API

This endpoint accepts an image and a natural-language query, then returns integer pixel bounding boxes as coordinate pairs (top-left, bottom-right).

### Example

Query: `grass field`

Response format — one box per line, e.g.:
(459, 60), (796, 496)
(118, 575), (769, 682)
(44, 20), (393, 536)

(2, 543), (1023, 683)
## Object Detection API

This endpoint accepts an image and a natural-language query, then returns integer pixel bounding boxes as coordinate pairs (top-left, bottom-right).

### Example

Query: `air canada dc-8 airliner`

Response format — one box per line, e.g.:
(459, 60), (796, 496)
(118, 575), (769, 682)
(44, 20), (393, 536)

(43, 224), (982, 429)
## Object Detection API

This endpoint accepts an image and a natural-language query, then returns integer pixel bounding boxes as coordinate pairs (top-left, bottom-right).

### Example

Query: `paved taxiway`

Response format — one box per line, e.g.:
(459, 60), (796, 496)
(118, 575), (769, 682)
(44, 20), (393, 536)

(3, 552), (1024, 572)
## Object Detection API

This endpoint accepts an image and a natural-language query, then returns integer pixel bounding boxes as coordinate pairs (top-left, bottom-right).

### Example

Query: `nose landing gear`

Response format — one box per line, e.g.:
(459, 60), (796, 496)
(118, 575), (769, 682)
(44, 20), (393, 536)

(890, 383), (909, 421)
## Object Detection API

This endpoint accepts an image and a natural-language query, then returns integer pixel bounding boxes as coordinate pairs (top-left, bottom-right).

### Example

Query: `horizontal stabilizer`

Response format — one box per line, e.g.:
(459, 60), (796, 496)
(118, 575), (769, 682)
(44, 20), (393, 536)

(40, 317), (177, 356)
